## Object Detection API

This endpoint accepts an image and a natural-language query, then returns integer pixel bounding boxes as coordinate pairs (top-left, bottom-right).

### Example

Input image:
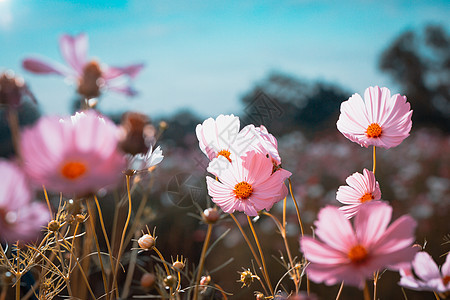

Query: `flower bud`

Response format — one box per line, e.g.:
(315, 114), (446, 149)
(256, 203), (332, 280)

(138, 234), (155, 250)
(202, 208), (220, 224)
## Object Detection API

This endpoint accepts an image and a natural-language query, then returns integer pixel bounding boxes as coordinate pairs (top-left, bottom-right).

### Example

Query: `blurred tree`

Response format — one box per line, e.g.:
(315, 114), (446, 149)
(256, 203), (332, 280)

(379, 24), (450, 132)
(240, 72), (350, 137)
(158, 110), (202, 148)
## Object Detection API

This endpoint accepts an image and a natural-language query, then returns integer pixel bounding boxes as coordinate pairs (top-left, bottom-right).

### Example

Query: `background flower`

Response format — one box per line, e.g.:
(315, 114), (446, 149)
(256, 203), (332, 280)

(22, 33), (144, 98)
(399, 251), (450, 293)
(336, 86), (413, 149)
(336, 168), (381, 218)
(21, 110), (126, 196)
(0, 160), (49, 242)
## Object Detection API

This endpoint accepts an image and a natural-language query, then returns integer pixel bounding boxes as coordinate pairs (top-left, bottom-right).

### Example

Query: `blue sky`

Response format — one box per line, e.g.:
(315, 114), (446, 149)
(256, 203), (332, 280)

(0, 0), (449, 118)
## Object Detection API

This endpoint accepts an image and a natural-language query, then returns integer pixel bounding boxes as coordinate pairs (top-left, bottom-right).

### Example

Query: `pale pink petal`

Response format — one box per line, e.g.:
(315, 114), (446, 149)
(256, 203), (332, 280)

(107, 85), (138, 97)
(314, 206), (357, 252)
(354, 201), (392, 246)
(59, 33), (88, 75)
(412, 252), (441, 282)
(300, 237), (348, 264)
(442, 253), (450, 277)
(371, 215), (417, 255)
(22, 58), (72, 76)
(103, 63), (145, 80)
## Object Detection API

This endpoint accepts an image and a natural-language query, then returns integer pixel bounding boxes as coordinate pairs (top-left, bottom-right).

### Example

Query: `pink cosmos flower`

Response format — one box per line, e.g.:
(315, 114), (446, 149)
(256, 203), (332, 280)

(300, 202), (417, 288)
(206, 151), (291, 216)
(22, 33), (143, 98)
(0, 160), (50, 243)
(336, 86), (413, 149)
(336, 168), (381, 218)
(399, 251), (450, 293)
(20, 111), (127, 196)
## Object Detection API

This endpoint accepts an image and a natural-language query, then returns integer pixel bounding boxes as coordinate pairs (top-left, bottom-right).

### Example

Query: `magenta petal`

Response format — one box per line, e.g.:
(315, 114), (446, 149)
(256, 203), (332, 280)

(22, 58), (71, 76)
(300, 237), (347, 264)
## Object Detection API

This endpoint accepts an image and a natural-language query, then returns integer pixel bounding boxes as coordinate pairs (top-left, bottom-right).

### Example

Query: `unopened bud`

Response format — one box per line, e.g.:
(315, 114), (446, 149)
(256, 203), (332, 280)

(75, 214), (85, 223)
(202, 208), (220, 224)
(172, 260), (185, 271)
(138, 234), (155, 250)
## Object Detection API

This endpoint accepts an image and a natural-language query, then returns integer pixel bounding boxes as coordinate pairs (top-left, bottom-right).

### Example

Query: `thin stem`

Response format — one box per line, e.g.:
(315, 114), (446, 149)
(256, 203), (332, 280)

(229, 213), (269, 296)
(247, 215), (273, 296)
(363, 281), (371, 300)
(112, 175), (133, 297)
(153, 247), (170, 276)
(288, 178), (304, 237)
(15, 275), (20, 300)
(336, 281), (344, 300)
(262, 212), (298, 292)
(401, 287), (408, 300)
(94, 195), (119, 299)
(373, 270), (379, 300)
(433, 292), (441, 300)
(373, 146), (376, 175)
(86, 198), (109, 300)
(193, 224), (213, 300)
(153, 247), (173, 297)
(288, 178), (309, 294)
(42, 185), (52, 215)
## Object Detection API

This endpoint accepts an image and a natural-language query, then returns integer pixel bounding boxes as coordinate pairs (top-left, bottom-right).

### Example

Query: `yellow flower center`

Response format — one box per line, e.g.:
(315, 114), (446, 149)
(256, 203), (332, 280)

(217, 149), (232, 162)
(360, 192), (374, 203)
(61, 161), (87, 180)
(348, 244), (368, 264)
(366, 123), (382, 138)
(234, 182), (253, 199)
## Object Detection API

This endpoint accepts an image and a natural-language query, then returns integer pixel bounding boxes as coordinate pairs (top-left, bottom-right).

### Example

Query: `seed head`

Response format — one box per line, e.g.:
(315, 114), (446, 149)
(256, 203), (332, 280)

(172, 256), (185, 271)
(47, 220), (60, 232)
(163, 275), (176, 289)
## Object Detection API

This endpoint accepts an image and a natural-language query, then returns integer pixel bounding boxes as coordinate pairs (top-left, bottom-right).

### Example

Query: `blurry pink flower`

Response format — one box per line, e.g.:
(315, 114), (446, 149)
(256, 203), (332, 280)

(206, 151), (291, 216)
(21, 111), (127, 196)
(336, 168), (381, 218)
(0, 160), (50, 242)
(300, 202), (417, 288)
(399, 251), (450, 293)
(336, 86), (412, 149)
(22, 33), (143, 98)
